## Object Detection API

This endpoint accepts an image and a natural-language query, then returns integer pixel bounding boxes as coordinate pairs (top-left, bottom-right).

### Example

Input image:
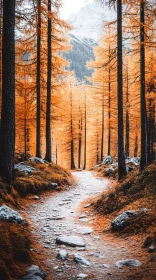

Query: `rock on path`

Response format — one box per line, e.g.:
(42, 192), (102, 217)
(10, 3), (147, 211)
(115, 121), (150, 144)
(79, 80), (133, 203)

(116, 259), (142, 268)
(73, 253), (90, 266)
(56, 236), (86, 247)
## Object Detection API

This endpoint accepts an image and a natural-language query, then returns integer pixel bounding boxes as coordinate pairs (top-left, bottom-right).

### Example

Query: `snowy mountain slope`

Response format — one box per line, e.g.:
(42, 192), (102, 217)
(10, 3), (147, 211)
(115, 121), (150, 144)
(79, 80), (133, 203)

(67, 1), (116, 41)
(64, 34), (97, 83)
(64, 2), (115, 81)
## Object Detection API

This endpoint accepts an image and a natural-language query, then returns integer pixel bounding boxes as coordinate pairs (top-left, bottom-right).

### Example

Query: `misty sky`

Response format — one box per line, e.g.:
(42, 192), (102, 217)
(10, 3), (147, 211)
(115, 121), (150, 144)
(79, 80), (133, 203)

(60, 0), (94, 19)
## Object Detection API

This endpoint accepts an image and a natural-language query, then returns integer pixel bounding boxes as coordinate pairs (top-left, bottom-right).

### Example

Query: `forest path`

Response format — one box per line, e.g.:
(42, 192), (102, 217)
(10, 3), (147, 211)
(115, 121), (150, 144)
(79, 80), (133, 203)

(24, 172), (145, 280)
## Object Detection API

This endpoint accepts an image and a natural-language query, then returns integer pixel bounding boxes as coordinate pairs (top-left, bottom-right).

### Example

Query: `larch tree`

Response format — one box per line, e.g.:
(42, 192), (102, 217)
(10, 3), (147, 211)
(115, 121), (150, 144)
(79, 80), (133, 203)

(36, 0), (42, 158)
(140, 0), (147, 170)
(0, 0), (15, 181)
(45, 0), (52, 162)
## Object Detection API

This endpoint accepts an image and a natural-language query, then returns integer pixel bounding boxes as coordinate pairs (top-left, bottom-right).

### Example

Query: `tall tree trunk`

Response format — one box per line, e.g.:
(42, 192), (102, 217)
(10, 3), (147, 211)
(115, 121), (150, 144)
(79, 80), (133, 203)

(56, 144), (58, 165)
(134, 132), (139, 158)
(101, 92), (104, 161)
(125, 64), (129, 158)
(24, 89), (27, 159)
(70, 90), (75, 170)
(147, 99), (155, 163)
(108, 45), (111, 156)
(0, 0), (15, 182)
(97, 121), (99, 164)
(140, 0), (147, 170)
(83, 91), (87, 170)
(36, 0), (41, 158)
(78, 107), (82, 169)
(45, 0), (52, 162)
(0, 0), (3, 116)
(117, 0), (126, 180)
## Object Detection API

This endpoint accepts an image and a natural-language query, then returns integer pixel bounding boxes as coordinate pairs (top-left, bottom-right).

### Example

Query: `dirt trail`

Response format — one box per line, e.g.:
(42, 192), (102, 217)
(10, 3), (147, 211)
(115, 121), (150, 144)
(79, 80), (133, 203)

(23, 171), (148, 280)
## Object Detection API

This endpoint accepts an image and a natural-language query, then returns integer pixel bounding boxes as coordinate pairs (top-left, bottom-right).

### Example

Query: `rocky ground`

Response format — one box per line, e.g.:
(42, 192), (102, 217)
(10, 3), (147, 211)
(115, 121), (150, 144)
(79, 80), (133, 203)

(20, 171), (155, 280)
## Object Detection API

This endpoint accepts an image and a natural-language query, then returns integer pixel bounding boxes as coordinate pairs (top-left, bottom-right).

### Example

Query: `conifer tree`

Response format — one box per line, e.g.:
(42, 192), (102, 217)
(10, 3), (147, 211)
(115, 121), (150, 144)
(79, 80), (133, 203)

(0, 0), (15, 182)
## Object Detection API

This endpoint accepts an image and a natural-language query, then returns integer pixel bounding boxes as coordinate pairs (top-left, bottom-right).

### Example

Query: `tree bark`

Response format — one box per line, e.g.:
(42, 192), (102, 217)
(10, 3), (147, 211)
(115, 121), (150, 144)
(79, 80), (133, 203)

(83, 91), (87, 170)
(0, 0), (15, 182)
(70, 90), (75, 170)
(117, 0), (126, 180)
(101, 92), (104, 161)
(108, 45), (111, 156)
(125, 64), (129, 158)
(140, 0), (147, 170)
(45, 0), (52, 162)
(78, 107), (82, 169)
(36, 0), (41, 158)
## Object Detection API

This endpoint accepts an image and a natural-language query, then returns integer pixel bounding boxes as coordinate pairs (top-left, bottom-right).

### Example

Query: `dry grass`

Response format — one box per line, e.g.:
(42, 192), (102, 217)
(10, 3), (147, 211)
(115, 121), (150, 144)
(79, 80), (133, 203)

(0, 160), (75, 279)
(0, 161), (75, 205)
(94, 163), (156, 235)
(0, 221), (32, 280)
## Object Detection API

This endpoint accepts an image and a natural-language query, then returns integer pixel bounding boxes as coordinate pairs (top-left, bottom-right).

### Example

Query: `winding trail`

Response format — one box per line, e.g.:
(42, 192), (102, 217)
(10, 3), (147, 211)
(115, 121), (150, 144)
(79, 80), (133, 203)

(24, 171), (146, 280)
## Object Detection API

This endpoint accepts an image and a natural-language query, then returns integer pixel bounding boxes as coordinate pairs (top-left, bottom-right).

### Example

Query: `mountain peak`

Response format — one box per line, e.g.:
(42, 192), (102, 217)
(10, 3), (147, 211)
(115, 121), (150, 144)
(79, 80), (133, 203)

(67, 1), (115, 41)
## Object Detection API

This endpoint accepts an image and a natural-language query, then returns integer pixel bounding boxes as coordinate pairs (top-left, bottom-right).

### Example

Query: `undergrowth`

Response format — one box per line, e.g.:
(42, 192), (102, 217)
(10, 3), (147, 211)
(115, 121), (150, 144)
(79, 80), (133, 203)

(94, 163), (156, 235)
(0, 161), (74, 205)
(0, 221), (31, 280)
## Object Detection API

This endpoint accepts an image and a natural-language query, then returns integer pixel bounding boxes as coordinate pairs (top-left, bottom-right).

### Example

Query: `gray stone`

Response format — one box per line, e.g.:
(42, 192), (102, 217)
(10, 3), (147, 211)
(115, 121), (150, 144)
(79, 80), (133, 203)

(77, 274), (89, 279)
(14, 162), (35, 175)
(148, 245), (155, 253)
(22, 265), (46, 280)
(103, 156), (113, 165)
(51, 216), (65, 220)
(57, 249), (68, 260)
(29, 157), (45, 164)
(104, 167), (115, 176)
(51, 182), (58, 188)
(116, 259), (142, 268)
(111, 209), (147, 230)
(0, 205), (27, 224)
(125, 157), (140, 166)
(56, 236), (86, 247)
(84, 204), (91, 208)
(76, 226), (93, 235)
(73, 253), (90, 266)
(34, 195), (40, 200)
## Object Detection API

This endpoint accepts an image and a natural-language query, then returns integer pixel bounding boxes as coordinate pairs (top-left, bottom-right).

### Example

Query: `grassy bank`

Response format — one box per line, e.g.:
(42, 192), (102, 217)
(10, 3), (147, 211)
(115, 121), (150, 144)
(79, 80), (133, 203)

(0, 160), (75, 280)
(0, 221), (31, 280)
(0, 161), (75, 206)
(94, 163), (156, 236)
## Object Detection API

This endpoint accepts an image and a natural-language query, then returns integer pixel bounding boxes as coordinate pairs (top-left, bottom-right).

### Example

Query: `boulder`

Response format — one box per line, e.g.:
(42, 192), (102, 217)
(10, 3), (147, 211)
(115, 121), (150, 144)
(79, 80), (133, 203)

(56, 236), (86, 247)
(0, 205), (27, 224)
(103, 156), (113, 165)
(21, 265), (46, 280)
(73, 253), (90, 266)
(116, 259), (142, 268)
(29, 157), (45, 164)
(125, 157), (140, 166)
(14, 162), (35, 175)
(57, 249), (68, 260)
(111, 208), (147, 230)
(104, 167), (115, 177)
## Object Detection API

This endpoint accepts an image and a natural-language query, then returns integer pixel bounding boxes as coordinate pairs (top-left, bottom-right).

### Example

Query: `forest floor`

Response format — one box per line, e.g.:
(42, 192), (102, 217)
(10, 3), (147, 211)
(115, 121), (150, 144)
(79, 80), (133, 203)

(21, 170), (156, 280)
(0, 160), (75, 280)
